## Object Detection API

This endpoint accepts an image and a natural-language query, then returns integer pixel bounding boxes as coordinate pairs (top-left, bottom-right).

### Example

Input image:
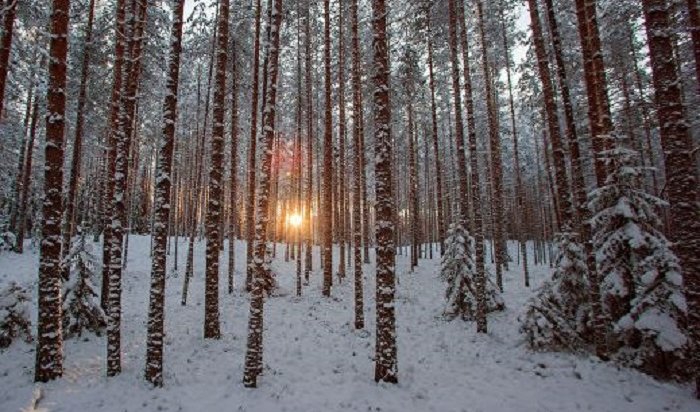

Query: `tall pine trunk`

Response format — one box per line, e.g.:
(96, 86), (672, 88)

(35, 0), (70, 383)
(372, 0), (397, 384)
(321, 0), (333, 297)
(642, 0), (700, 397)
(145, 0), (185, 387)
(243, 0), (283, 388)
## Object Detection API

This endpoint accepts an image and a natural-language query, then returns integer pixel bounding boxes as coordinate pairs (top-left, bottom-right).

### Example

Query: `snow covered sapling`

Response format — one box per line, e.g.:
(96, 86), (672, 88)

(0, 282), (32, 348)
(589, 148), (688, 379)
(62, 226), (106, 338)
(440, 223), (504, 320)
(521, 231), (590, 352)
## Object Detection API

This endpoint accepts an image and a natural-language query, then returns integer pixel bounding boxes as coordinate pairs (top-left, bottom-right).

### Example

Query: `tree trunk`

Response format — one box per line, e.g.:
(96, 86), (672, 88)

(351, 0), (364, 330)
(145, 0), (184, 387)
(321, 0), (333, 297)
(372, 0), (397, 384)
(0, 0), (17, 120)
(243, 0), (283, 388)
(35, 0), (70, 383)
(642, 0), (700, 397)
(203, 0), (229, 340)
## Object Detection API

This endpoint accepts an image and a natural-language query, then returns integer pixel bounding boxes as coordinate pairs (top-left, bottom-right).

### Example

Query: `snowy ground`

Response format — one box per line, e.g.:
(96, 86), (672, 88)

(1, 235), (698, 411)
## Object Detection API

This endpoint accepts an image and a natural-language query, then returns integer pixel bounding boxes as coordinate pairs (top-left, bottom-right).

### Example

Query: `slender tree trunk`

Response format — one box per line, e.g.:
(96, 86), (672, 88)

(642, 0), (700, 397)
(688, 0), (700, 93)
(351, 0), (364, 330)
(228, 33), (240, 295)
(203, 0), (229, 340)
(321, 0), (333, 297)
(102, 0), (127, 312)
(145, 0), (184, 387)
(0, 0), (17, 121)
(243, 0), (283, 388)
(425, 7), (445, 255)
(60, 0), (96, 281)
(35, 0), (70, 383)
(337, 0), (347, 282)
(107, 0), (148, 377)
(455, 0), (487, 333)
(246, 0), (264, 291)
(304, 0), (313, 282)
(372, 0), (398, 384)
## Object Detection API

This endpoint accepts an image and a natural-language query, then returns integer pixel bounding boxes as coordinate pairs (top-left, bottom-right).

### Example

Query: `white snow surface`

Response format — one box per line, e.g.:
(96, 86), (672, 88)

(0, 236), (698, 411)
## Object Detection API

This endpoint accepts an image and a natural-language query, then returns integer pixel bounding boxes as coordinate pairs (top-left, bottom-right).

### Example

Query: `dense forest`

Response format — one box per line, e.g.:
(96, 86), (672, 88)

(0, 0), (698, 410)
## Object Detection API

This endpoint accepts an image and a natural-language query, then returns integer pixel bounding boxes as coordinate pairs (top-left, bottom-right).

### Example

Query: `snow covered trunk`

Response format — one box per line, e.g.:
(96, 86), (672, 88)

(15, 92), (40, 254)
(60, 0), (96, 282)
(337, 0), (347, 282)
(641, 0), (700, 396)
(500, 9), (529, 287)
(243, 0), (283, 388)
(145, 0), (185, 387)
(407, 101), (419, 271)
(425, 11), (445, 256)
(304, 0), (313, 281)
(688, 0), (700, 95)
(203, 0), (229, 341)
(35, 0), (70, 383)
(456, 0), (487, 334)
(350, 0), (364, 330)
(476, 0), (505, 293)
(321, 0), (333, 297)
(371, 0), (397, 384)
(0, 0), (17, 120)
(228, 35), (240, 296)
(102, 0), (127, 312)
(107, 0), (148, 377)
(446, 0), (470, 228)
(245, 0), (263, 292)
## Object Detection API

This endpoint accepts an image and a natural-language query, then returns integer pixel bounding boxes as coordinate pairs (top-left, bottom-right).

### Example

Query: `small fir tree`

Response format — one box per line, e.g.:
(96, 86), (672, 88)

(0, 282), (32, 347)
(521, 231), (590, 351)
(440, 223), (504, 321)
(62, 225), (106, 338)
(589, 148), (688, 379)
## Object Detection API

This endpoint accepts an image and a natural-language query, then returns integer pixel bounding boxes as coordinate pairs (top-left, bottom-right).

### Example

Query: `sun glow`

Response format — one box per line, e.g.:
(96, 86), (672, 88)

(287, 213), (303, 228)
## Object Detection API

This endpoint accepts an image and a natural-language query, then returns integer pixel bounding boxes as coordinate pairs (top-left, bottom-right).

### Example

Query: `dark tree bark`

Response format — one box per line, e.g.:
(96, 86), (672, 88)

(321, 0), (333, 297)
(145, 0), (185, 387)
(61, 0), (96, 281)
(243, 0), (283, 388)
(246, 0), (264, 291)
(351, 0), (364, 330)
(0, 0), (17, 120)
(204, 0), (230, 340)
(35, 0), (70, 383)
(642, 0), (700, 397)
(372, 0), (397, 384)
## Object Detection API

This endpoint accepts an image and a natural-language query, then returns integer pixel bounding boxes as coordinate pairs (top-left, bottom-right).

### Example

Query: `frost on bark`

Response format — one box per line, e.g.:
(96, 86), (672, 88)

(204, 0), (230, 341)
(455, 0), (487, 334)
(476, 0), (505, 292)
(60, 0), (96, 282)
(0, 0), (17, 120)
(107, 0), (148, 377)
(351, 0), (364, 330)
(641, 0), (700, 396)
(372, 0), (397, 384)
(321, 0), (333, 297)
(145, 0), (185, 387)
(424, 5), (445, 255)
(246, 0), (263, 292)
(243, 0), (283, 388)
(35, 0), (70, 383)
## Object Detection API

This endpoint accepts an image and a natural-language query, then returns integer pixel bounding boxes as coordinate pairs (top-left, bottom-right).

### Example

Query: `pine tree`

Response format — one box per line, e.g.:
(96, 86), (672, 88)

(0, 282), (32, 348)
(35, 0), (70, 383)
(145, 0), (185, 387)
(0, 0), (17, 120)
(351, 0), (364, 330)
(62, 226), (106, 339)
(321, 0), (333, 297)
(589, 147), (688, 380)
(203, 0), (230, 341)
(372, 0), (397, 384)
(441, 224), (504, 321)
(243, 0), (284, 388)
(521, 231), (590, 352)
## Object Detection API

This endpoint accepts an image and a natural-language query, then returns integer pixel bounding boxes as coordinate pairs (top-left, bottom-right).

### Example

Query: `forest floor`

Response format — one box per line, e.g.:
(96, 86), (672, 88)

(1, 235), (698, 411)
